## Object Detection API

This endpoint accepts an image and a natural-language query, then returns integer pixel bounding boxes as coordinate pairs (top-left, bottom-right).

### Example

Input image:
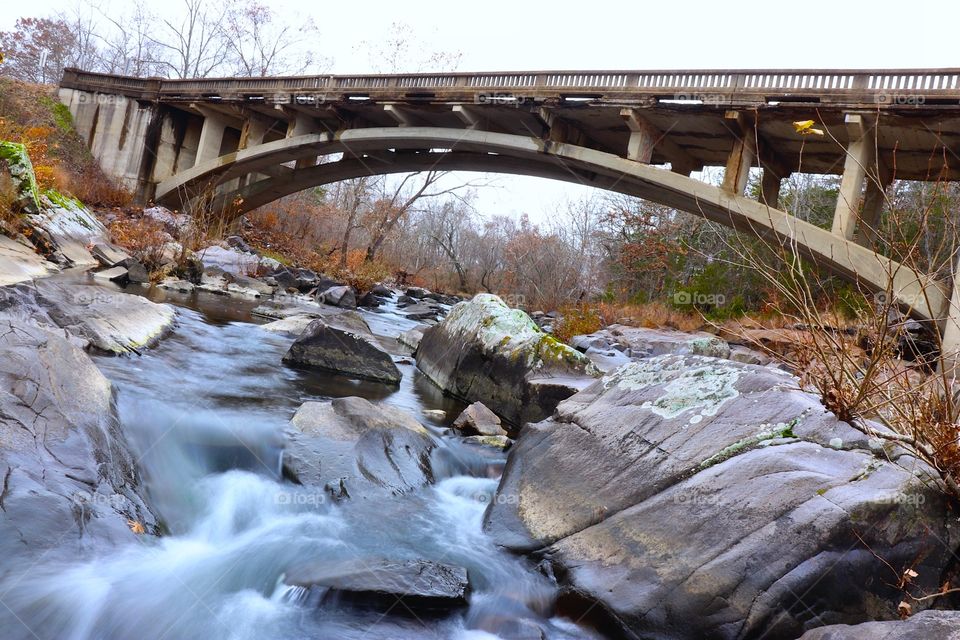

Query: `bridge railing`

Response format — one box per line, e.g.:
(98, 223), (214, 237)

(60, 68), (960, 102)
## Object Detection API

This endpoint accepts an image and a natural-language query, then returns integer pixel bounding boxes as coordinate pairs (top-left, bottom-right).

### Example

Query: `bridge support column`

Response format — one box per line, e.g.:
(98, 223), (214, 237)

(618, 108), (698, 175)
(856, 169), (892, 247)
(760, 169), (783, 208)
(286, 113), (317, 169)
(832, 114), (875, 241)
(721, 111), (756, 195)
(195, 111), (228, 166)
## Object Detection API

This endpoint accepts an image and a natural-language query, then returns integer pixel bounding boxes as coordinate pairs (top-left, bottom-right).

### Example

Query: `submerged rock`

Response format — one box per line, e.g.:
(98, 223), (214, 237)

(417, 294), (600, 425)
(484, 354), (956, 639)
(0, 317), (157, 563)
(283, 397), (436, 500)
(283, 312), (401, 384)
(285, 558), (469, 609)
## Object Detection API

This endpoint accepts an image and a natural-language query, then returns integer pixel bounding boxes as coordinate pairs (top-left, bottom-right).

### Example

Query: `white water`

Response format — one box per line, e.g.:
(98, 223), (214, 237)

(0, 289), (601, 640)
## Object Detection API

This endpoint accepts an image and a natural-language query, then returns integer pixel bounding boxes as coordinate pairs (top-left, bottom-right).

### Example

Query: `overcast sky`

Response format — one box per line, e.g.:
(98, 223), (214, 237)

(3, 0), (959, 220)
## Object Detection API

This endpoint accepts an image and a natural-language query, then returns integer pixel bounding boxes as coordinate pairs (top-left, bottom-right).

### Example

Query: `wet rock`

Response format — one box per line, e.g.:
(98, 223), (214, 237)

(403, 302), (441, 321)
(417, 294), (600, 425)
(319, 285), (357, 308)
(122, 259), (150, 284)
(91, 243), (131, 268)
(197, 245), (259, 275)
(0, 317), (158, 563)
(371, 283), (393, 297)
(285, 558), (469, 609)
(4, 281), (175, 354)
(405, 286), (430, 299)
(799, 610), (960, 639)
(398, 326), (426, 352)
(357, 291), (381, 308)
(259, 314), (317, 337)
(462, 435), (512, 450)
(92, 266), (128, 282)
(283, 397), (436, 499)
(452, 402), (507, 437)
(226, 274), (274, 298)
(158, 277), (195, 293)
(282, 312), (402, 384)
(484, 354), (956, 638)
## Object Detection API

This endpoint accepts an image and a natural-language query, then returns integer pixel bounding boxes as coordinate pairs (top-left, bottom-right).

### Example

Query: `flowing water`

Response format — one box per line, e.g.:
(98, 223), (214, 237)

(4, 284), (602, 640)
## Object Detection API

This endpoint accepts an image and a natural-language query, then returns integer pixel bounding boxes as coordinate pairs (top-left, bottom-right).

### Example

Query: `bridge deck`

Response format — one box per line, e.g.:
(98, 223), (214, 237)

(60, 68), (960, 182)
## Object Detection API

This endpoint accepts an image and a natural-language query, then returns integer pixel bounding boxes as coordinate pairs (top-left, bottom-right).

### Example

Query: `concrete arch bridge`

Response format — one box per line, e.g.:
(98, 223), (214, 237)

(58, 68), (960, 350)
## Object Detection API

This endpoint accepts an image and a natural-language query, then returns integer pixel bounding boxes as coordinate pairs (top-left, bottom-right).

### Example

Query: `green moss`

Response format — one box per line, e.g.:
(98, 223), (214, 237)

(697, 418), (801, 471)
(40, 96), (74, 133)
(44, 188), (83, 211)
(257, 249), (290, 266)
(0, 141), (41, 213)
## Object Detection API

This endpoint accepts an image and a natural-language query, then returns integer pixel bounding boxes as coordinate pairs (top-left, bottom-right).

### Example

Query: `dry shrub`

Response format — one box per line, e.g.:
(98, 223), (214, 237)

(337, 248), (391, 292)
(108, 216), (169, 278)
(553, 304), (603, 344)
(596, 301), (703, 332)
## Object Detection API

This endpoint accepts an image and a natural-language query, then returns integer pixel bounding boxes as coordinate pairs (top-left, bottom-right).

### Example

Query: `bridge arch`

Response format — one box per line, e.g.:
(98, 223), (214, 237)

(155, 127), (949, 324)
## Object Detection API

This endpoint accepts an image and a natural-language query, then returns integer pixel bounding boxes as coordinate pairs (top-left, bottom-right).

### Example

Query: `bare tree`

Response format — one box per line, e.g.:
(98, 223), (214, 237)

(150, 0), (231, 79)
(222, 0), (324, 77)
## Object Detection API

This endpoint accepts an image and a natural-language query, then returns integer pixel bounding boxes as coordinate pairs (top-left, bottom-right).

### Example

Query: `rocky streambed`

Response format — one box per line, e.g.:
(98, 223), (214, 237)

(0, 266), (958, 639)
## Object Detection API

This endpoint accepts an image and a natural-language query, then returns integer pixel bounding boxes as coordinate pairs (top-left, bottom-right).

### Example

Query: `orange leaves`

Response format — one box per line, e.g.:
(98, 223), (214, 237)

(127, 519), (146, 535)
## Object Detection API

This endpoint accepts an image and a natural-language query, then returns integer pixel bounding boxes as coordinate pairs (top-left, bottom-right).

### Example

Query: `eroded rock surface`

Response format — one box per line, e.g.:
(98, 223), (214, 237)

(484, 354), (956, 639)
(283, 397), (436, 500)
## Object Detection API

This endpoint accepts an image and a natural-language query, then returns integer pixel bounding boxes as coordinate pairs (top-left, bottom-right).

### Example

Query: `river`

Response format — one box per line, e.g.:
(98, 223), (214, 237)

(2, 284), (602, 640)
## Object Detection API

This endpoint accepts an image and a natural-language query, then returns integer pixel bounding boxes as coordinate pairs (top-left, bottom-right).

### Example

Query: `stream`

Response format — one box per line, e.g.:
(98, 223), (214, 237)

(4, 285), (602, 640)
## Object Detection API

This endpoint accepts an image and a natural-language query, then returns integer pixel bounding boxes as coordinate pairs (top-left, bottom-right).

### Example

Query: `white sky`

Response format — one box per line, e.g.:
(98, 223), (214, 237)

(3, 0), (959, 220)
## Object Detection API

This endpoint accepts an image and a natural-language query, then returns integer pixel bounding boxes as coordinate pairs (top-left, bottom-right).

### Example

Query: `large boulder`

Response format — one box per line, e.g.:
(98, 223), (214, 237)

(319, 284), (357, 308)
(283, 397), (436, 500)
(417, 294), (600, 425)
(484, 355), (957, 639)
(0, 317), (157, 565)
(799, 611), (960, 639)
(0, 282), (175, 354)
(282, 312), (401, 384)
(452, 401), (508, 437)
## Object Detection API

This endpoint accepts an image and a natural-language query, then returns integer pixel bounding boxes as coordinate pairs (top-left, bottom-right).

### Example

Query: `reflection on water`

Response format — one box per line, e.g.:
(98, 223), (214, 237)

(0, 280), (603, 640)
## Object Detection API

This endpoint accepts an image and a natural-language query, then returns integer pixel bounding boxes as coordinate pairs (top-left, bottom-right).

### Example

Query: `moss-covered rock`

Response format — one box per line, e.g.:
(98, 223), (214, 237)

(0, 141), (41, 214)
(417, 294), (600, 426)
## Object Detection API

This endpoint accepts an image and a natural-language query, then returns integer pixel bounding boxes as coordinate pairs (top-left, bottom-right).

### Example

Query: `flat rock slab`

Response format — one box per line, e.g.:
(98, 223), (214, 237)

(0, 234), (57, 285)
(286, 558), (469, 609)
(572, 324), (730, 360)
(283, 312), (402, 384)
(484, 354), (957, 639)
(799, 610), (960, 639)
(259, 314), (317, 337)
(92, 265), (128, 281)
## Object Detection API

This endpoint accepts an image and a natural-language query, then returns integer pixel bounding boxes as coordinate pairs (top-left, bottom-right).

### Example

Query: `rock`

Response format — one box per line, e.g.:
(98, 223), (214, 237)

(282, 312), (402, 384)
(398, 326), (426, 351)
(158, 277), (195, 293)
(198, 265), (231, 292)
(258, 255), (281, 272)
(283, 397), (436, 499)
(0, 317), (158, 564)
(403, 302), (441, 321)
(728, 343), (772, 365)
(573, 325), (731, 360)
(143, 206), (191, 235)
(0, 234), (57, 285)
(319, 285), (357, 308)
(417, 294), (600, 425)
(197, 245), (259, 275)
(285, 558), (469, 609)
(123, 259), (150, 284)
(3, 281), (175, 355)
(225, 235), (252, 252)
(422, 409), (447, 420)
(371, 283), (393, 297)
(357, 291), (381, 308)
(462, 435), (512, 450)
(91, 243), (131, 267)
(799, 610), (960, 639)
(92, 265), (128, 282)
(30, 195), (110, 267)
(405, 286), (430, 299)
(484, 354), (956, 638)
(226, 274), (274, 298)
(452, 402), (507, 437)
(259, 314), (317, 337)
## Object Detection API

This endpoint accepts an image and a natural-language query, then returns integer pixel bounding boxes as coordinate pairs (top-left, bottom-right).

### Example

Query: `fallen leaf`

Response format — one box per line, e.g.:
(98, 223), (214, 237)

(127, 519), (145, 534)
(897, 600), (912, 619)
